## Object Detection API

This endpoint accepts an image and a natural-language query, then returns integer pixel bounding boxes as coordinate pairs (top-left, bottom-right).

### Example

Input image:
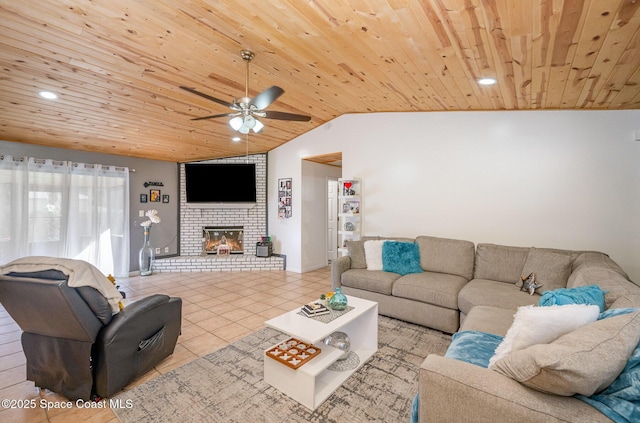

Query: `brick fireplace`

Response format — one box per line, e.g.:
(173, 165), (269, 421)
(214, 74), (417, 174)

(153, 154), (284, 272)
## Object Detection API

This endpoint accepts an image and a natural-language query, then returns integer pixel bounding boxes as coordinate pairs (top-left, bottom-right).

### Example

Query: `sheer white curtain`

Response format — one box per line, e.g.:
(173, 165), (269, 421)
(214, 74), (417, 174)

(0, 155), (130, 277)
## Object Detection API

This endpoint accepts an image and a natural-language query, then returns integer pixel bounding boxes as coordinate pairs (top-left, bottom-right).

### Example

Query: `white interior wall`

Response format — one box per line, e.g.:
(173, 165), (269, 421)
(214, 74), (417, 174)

(301, 160), (343, 272)
(268, 110), (640, 281)
(268, 153), (303, 271)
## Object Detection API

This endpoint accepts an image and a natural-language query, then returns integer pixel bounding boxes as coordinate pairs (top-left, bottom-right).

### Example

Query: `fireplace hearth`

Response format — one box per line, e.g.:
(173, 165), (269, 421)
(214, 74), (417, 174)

(203, 226), (244, 254)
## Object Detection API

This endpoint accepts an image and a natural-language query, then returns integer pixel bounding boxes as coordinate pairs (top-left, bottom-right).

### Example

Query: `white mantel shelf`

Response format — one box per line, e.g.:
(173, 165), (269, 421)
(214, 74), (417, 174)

(153, 254), (285, 272)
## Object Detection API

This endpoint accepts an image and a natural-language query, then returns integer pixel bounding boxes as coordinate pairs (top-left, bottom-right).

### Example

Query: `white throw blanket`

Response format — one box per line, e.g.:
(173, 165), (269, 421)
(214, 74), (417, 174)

(0, 256), (124, 313)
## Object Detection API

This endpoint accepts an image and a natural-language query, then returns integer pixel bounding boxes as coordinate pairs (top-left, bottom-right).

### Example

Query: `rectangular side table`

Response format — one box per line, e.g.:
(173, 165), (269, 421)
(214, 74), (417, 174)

(264, 296), (378, 410)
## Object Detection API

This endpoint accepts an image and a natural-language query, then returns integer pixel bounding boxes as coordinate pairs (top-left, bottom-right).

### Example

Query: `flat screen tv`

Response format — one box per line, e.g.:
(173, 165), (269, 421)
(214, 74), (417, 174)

(185, 163), (256, 206)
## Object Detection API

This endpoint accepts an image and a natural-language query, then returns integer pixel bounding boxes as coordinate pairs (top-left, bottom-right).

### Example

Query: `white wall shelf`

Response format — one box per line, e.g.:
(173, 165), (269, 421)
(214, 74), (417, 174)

(337, 178), (361, 256)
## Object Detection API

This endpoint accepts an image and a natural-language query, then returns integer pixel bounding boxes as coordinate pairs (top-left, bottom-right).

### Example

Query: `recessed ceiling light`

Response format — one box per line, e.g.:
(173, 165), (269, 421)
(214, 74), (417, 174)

(232, 137), (241, 142)
(38, 91), (58, 100)
(477, 78), (497, 86)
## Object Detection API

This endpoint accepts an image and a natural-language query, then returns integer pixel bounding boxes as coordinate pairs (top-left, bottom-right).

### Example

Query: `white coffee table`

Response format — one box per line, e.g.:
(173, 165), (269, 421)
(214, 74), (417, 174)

(264, 295), (378, 410)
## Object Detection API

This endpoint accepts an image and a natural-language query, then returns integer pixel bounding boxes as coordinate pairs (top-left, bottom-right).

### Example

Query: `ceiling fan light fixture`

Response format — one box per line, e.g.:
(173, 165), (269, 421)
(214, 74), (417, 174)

(229, 116), (244, 130)
(243, 115), (256, 129)
(181, 49), (310, 131)
(252, 119), (264, 133)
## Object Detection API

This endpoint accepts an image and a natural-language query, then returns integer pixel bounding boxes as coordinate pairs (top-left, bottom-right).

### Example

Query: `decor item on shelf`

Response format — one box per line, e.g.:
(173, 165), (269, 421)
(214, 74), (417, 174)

(328, 287), (348, 311)
(323, 331), (351, 361)
(139, 209), (161, 276)
(343, 181), (355, 196)
(344, 221), (355, 231)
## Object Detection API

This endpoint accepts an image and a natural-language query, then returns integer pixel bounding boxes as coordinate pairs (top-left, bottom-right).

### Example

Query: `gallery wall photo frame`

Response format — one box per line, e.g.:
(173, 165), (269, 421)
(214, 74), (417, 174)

(150, 189), (161, 202)
(140, 194), (148, 203)
(278, 178), (292, 219)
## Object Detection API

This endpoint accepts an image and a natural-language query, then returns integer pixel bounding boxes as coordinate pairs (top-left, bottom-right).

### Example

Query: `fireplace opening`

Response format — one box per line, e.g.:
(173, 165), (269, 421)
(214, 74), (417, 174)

(202, 226), (244, 254)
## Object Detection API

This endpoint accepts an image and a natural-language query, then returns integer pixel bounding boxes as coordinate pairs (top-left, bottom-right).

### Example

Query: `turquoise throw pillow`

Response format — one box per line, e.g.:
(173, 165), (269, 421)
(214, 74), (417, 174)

(381, 241), (422, 275)
(444, 330), (504, 368)
(539, 285), (606, 312)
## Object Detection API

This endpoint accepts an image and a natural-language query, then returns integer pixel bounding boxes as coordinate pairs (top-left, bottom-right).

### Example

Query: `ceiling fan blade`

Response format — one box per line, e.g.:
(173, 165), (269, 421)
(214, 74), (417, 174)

(250, 86), (284, 110)
(262, 110), (311, 122)
(180, 86), (236, 109)
(191, 113), (238, 121)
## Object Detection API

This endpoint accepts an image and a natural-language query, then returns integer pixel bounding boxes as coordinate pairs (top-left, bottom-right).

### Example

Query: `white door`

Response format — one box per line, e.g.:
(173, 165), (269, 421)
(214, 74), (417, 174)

(327, 178), (338, 261)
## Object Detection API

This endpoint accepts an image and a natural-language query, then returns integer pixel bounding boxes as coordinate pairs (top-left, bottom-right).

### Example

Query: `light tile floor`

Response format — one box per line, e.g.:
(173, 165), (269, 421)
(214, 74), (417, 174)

(0, 267), (332, 422)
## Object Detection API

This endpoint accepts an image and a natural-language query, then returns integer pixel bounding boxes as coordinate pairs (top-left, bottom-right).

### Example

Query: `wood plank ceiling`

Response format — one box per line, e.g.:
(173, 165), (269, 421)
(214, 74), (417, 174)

(1, 1), (639, 163)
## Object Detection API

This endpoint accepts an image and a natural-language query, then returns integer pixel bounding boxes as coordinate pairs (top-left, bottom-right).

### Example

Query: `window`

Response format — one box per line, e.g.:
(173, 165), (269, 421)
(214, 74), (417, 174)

(0, 156), (130, 277)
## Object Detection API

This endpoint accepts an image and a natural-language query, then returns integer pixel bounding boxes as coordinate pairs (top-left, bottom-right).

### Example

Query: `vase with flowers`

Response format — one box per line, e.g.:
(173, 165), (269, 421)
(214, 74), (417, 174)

(139, 209), (161, 276)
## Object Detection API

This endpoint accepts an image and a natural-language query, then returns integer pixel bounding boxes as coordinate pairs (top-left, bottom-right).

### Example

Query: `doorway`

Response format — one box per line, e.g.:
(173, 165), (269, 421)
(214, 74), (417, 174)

(301, 152), (342, 269)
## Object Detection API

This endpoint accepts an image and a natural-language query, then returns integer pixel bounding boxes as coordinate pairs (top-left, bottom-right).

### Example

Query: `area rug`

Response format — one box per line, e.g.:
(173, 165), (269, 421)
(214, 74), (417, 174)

(113, 316), (451, 423)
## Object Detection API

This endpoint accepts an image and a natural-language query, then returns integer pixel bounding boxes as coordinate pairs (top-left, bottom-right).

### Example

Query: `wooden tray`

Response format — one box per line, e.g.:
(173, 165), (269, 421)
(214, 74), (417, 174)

(266, 337), (321, 369)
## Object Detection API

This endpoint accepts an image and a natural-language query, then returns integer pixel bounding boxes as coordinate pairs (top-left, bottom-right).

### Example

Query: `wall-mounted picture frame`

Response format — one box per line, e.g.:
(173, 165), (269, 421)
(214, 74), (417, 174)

(162, 194), (170, 203)
(140, 194), (148, 203)
(150, 189), (161, 202)
(278, 178), (292, 219)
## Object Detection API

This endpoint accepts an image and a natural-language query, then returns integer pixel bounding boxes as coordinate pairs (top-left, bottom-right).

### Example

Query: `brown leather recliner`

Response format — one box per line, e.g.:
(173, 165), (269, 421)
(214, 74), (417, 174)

(0, 270), (182, 400)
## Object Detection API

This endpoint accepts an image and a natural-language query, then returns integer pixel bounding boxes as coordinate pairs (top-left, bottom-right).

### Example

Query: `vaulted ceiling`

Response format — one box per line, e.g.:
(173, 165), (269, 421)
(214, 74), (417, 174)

(1, 1), (639, 163)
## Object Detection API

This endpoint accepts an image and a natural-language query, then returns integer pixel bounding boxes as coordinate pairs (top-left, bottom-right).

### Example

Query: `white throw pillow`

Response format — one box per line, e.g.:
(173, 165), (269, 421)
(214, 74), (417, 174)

(364, 240), (388, 271)
(488, 304), (600, 368)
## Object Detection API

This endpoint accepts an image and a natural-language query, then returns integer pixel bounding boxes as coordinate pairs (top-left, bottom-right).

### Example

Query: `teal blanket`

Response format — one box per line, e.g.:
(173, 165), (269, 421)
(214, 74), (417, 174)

(574, 308), (640, 423)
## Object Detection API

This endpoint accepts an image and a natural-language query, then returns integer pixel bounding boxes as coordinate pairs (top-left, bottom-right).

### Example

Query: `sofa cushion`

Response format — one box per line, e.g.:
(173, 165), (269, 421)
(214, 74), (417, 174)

(345, 236), (379, 269)
(488, 304), (600, 367)
(458, 279), (538, 316)
(346, 240), (367, 269)
(459, 305), (516, 336)
(341, 269), (400, 295)
(474, 244), (529, 284)
(575, 325), (640, 423)
(415, 236), (475, 280)
(518, 247), (573, 294)
(392, 272), (467, 310)
(382, 241), (422, 276)
(491, 311), (640, 397)
(364, 240), (388, 270)
(539, 285), (606, 312)
(568, 252), (640, 309)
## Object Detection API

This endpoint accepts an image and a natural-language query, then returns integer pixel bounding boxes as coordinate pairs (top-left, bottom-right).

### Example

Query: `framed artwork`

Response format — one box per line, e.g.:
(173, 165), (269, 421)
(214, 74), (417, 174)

(140, 194), (148, 203)
(278, 178), (292, 219)
(150, 189), (161, 202)
(162, 194), (170, 203)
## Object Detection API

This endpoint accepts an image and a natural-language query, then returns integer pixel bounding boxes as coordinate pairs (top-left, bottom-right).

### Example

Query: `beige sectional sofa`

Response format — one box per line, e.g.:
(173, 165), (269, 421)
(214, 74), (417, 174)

(332, 235), (475, 333)
(331, 236), (640, 333)
(331, 235), (640, 422)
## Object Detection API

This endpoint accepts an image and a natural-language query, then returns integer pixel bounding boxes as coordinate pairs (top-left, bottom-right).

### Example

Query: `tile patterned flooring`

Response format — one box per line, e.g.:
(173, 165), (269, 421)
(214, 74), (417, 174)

(0, 267), (332, 422)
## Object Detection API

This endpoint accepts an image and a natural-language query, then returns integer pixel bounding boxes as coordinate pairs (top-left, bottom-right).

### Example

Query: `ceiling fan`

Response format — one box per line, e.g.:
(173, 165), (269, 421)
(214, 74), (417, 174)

(180, 50), (311, 134)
